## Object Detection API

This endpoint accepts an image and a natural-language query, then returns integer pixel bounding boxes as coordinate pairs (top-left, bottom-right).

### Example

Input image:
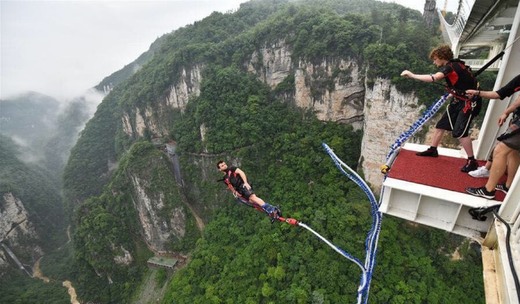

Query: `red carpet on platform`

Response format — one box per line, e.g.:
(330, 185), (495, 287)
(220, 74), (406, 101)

(387, 149), (506, 202)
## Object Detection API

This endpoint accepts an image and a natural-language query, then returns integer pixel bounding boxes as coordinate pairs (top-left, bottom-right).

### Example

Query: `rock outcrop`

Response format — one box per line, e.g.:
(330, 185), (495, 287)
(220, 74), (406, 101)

(247, 41), (365, 129)
(121, 65), (203, 139)
(0, 193), (43, 272)
(361, 78), (424, 191)
(120, 40), (423, 198)
(130, 175), (186, 254)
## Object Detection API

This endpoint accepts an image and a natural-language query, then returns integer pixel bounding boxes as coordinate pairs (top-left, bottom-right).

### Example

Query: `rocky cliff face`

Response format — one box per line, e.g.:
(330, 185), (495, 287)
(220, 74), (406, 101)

(0, 193), (43, 272)
(115, 41), (422, 254)
(247, 42), (428, 191)
(361, 78), (424, 191)
(247, 41), (365, 129)
(244, 42), (422, 191)
(166, 65), (203, 111)
(123, 42), (367, 142)
(121, 65), (204, 139)
(130, 175), (186, 254)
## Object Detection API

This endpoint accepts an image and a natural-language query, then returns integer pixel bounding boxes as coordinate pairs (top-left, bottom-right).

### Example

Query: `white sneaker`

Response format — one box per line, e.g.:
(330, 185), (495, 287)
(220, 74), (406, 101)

(468, 166), (490, 178)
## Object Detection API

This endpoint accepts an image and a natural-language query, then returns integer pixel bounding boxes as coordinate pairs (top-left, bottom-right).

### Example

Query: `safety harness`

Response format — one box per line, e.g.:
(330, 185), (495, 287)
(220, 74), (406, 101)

(445, 59), (480, 114)
(222, 169), (241, 199)
(218, 170), (282, 221)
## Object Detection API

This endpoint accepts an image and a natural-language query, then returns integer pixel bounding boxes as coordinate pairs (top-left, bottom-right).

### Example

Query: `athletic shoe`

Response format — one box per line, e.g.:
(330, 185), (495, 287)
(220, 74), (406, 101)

(461, 159), (479, 172)
(468, 166), (490, 178)
(465, 186), (495, 199)
(495, 183), (509, 194)
(416, 147), (438, 157)
(262, 203), (282, 218)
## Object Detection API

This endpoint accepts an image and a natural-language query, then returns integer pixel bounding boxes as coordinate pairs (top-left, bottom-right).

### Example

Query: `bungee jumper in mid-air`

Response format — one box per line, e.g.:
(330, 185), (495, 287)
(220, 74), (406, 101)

(217, 160), (283, 221)
(216, 150), (381, 304)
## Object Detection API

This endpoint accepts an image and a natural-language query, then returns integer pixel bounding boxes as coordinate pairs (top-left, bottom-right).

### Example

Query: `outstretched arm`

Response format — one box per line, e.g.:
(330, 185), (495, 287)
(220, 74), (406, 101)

(466, 89), (500, 99)
(401, 70), (444, 83)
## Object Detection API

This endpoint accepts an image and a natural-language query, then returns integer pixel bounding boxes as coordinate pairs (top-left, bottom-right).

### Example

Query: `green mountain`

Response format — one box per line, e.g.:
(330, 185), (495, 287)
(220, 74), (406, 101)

(59, 0), (484, 303)
(0, 135), (66, 249)
(94, 34), (170, 93)
(0, 90), (94, 303)
(0, 135), (70, 304)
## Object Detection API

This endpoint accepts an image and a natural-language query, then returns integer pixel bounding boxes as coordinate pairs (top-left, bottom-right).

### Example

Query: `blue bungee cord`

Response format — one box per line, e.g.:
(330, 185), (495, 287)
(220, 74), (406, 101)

(382, 93), (450, 174)
(387, 93), (449, 158)
(320, 93), (449, 302)
(322, 143), (382, 304)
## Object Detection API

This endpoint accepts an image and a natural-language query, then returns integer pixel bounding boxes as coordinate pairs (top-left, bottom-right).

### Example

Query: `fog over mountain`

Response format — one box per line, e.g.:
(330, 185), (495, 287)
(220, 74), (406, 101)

(0, 0), (245, 101)
(0, 1), (477, 303)
(0, 90), (100, 167)
(1, 0), (458, 102)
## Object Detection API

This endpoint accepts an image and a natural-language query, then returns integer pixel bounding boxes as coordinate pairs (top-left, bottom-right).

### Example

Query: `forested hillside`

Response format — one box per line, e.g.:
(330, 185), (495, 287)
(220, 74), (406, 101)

(57, 0), (486, 303)
(0, 89), (95, 302)
(0, 135), (66, 249)
(0, 135), (70, 304)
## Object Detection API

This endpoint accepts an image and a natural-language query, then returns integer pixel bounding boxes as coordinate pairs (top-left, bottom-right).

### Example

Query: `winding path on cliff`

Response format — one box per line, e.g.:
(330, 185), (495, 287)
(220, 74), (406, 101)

(32, 226), (79, 304)
(183, 197), (205, 231)
(33, 258), (79, 304)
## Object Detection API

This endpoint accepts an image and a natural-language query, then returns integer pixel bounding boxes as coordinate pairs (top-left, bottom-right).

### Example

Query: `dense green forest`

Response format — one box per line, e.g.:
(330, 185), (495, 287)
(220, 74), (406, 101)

(0, 271), (69, 304)
(0, 0), (491, 303)
(0, 136), (66, 249)
(0, 135), (69, 304)
(0, 91), (93, 302)
(161, 67), (483, 303)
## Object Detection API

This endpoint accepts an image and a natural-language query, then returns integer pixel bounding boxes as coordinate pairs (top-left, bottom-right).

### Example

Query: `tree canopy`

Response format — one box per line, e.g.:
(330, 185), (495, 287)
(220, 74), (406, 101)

(59, 0), (486, 303)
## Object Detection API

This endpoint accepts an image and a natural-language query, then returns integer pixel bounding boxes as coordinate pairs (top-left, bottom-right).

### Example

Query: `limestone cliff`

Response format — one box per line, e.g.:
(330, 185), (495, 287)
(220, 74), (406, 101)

(0, 193), (43, 273)
(130, 175), (187, 254)
(292, 58), (365, 128)
(121, 42), (365, 142)
(247, 41), (365, 129)
(361, 78), (424, 191)
(119, 41), (419, 206)
(121, 65), (204, 139)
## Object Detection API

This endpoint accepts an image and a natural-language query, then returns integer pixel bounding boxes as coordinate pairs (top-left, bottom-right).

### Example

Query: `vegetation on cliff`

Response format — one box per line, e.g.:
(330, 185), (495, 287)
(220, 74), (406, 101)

(0, 135), (66, 249)
(58, 0), (485, 303)
(0, 135), (69, 304)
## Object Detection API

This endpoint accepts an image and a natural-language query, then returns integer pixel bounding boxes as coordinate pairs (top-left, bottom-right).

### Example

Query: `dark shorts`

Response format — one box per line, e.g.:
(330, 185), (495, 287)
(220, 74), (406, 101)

(435, 97), (481, 138)
(237, 185), (254, 200)
(498, 121), (520, 151)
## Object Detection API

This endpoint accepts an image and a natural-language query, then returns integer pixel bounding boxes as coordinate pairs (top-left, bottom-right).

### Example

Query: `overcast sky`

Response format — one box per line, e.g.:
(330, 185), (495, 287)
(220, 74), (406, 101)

(1, 0), (456, 101)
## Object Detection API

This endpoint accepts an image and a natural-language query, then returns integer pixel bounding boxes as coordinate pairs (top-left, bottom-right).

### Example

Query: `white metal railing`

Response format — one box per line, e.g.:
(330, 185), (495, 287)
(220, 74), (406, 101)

(496, 164), (520, 303)
(462, 58), (502, 70)
(439, 0), (476, 47)
(498, 209), (520, 304)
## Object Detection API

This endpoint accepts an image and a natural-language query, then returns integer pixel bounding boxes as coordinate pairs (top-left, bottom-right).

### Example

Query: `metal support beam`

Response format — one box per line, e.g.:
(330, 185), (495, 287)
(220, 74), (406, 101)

(474, 4), (520, 160)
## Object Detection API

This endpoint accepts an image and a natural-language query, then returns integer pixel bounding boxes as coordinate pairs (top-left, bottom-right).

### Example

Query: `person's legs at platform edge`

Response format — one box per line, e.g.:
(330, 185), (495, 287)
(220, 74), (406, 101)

(416, 128), (443, 157)
(466, 142), (519, 199)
